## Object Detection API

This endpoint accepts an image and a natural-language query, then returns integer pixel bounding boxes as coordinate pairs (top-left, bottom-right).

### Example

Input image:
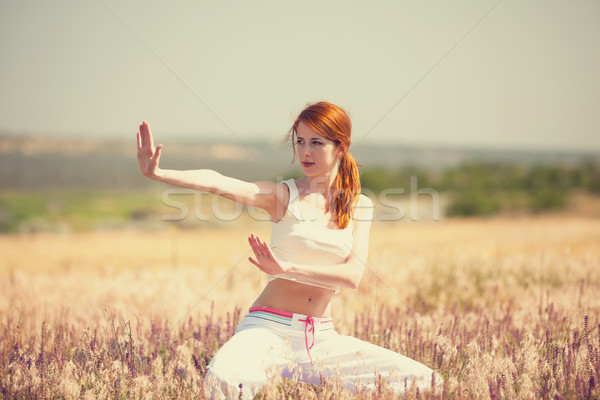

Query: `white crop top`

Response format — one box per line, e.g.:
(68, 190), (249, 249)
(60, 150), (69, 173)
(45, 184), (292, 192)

(268, 179), (354, 294)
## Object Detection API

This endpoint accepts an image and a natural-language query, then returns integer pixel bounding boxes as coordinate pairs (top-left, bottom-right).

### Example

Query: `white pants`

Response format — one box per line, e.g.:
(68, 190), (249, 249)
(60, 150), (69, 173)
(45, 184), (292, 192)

(205, 307), (442, 399)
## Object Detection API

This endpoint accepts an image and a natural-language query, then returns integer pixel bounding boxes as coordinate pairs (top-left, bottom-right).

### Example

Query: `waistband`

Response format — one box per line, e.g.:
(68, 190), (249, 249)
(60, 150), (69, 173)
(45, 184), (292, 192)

(246, 306), (333, 364)
(247, 306), (334, 331)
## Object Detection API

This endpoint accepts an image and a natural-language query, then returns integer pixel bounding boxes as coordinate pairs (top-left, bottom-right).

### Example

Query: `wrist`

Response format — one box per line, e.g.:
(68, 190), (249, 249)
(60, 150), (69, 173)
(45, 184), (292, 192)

(280, 260), (293, 275)
(150, 168), (164, 180)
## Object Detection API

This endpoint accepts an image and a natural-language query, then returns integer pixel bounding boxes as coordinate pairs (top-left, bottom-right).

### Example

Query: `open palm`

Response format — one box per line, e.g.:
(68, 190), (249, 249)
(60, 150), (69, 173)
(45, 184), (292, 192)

(136, 121), (163, 177)
(247, 233), (286, 275)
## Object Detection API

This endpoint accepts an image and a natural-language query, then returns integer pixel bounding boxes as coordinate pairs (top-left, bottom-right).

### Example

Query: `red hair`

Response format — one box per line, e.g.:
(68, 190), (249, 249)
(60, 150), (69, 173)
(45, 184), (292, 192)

(286, 101), (361, 229)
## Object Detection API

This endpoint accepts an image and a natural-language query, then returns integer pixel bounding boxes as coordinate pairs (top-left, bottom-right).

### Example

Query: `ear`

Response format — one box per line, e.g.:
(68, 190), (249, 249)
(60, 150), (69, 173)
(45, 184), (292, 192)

(336, 144), (347, 159)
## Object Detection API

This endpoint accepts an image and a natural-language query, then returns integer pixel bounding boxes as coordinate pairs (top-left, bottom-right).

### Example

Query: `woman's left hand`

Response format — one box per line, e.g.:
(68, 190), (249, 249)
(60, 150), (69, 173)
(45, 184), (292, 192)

(248, 233), (287, 275)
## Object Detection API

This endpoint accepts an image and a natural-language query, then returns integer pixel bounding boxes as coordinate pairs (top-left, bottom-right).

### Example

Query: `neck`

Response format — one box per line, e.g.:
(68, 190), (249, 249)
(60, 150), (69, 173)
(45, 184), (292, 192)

(302, 169), (339, 195)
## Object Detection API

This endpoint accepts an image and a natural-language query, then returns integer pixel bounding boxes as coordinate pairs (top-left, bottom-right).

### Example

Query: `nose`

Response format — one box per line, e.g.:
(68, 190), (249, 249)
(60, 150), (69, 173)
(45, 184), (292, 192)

(299, 143), (311, 157)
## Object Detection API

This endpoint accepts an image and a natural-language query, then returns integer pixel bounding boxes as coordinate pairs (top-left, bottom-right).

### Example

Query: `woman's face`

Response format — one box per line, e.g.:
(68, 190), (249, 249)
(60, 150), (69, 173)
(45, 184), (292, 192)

(295, 121), (343, 178)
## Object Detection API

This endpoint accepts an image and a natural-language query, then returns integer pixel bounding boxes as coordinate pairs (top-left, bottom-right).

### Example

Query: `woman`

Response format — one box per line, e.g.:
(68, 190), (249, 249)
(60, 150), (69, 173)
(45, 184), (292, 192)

(136, 102), (441, 399)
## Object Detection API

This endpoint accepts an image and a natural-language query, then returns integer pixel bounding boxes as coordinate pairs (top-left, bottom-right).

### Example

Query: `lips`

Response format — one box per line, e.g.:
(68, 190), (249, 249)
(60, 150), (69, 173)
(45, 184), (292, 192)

(302, 161), (315, 167)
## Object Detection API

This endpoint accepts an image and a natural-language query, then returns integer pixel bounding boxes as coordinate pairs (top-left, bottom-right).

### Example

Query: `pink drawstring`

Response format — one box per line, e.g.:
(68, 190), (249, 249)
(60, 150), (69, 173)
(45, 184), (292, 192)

(299, 316), (315, 364)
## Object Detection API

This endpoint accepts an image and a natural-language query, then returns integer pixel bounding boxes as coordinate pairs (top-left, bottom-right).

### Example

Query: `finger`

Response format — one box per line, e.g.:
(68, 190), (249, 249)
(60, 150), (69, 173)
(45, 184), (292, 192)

(136, 130), (142, 150)
(252, 237), (264, 257)
(142, 122), (151, 149)
(248, 257), (262, 269)
(260, 240), (270, 254)
(248, 235), (261, 256)
(140, 123), (147, 148)
(265, 246), (275, 260)
(145, 121), (155, 150)
(154, 144), (163, 163)
(256, 237), (272, 257)
(248, 233), (260, 248)
(252, 234), (264, 247)
(260, 243), (271, 258)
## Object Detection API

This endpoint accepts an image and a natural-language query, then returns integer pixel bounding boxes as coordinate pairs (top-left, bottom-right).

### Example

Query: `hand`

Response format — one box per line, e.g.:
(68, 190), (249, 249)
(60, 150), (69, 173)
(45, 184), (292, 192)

(248, 233), (287, 275)
(136, 121), (163, 178)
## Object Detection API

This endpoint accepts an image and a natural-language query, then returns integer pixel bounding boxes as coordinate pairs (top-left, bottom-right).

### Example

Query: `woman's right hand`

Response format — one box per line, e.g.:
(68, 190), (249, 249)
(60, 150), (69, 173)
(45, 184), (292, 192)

(136, 121), (163, 178)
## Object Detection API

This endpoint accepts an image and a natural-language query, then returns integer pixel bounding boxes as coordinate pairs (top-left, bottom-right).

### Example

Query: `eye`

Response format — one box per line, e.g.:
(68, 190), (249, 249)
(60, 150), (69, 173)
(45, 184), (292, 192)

(312, 141), (322, 146)
(296, 139), (304, 144)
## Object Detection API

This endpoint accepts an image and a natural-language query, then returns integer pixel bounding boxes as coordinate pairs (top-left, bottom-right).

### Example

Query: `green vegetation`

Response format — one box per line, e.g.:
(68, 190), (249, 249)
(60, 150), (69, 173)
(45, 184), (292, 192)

(360, 160), (600, 217)
(0, 190), (263, 233)
(0, 190), (162, 233)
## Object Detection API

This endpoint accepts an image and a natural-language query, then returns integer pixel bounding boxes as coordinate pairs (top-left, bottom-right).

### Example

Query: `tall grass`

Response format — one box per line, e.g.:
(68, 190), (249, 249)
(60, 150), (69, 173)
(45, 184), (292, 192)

(1, 216), (599, 399)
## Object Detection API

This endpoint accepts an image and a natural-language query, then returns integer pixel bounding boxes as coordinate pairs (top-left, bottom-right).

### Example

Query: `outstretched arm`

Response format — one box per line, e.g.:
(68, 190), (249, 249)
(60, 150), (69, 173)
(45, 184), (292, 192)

(248, 195), (374, 290)
(136, 121), (286, 218)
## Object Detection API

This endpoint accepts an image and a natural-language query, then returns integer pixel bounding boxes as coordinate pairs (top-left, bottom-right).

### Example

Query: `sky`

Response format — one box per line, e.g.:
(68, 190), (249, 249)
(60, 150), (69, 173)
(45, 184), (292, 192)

(1, 0), (599, 152)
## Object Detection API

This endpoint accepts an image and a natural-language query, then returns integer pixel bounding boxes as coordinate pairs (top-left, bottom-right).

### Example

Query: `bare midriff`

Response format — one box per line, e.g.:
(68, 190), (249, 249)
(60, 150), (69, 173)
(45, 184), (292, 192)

(251, 279), (334, 318)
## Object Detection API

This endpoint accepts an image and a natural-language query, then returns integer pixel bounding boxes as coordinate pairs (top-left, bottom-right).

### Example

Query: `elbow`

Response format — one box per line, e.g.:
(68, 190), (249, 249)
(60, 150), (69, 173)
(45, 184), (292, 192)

(345, 258), (367, 290)
(347, 280), (360, 290)
(343, 276), (362, 290)
(344, 267), (365, 290)
(351, 274), (364, 290)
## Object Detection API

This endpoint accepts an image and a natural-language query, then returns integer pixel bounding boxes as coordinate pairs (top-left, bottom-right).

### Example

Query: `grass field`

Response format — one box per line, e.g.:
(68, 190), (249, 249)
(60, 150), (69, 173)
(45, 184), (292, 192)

(1, 215), (599, 399)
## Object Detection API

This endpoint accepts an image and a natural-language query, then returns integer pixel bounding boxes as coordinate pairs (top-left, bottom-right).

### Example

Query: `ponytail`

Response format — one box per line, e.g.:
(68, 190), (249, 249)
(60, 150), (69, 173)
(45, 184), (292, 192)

(329, 152), (361, 229)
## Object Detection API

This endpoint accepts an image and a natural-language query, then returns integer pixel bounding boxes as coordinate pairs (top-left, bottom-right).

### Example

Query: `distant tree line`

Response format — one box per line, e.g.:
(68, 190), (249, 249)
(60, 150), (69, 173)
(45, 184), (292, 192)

(1, 160), (599, 233)
(360, 160), (600, 216)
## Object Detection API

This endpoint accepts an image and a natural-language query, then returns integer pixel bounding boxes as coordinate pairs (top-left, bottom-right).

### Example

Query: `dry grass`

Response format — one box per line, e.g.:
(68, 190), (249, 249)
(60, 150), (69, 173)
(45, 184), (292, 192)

(1, 215), (599, 399)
